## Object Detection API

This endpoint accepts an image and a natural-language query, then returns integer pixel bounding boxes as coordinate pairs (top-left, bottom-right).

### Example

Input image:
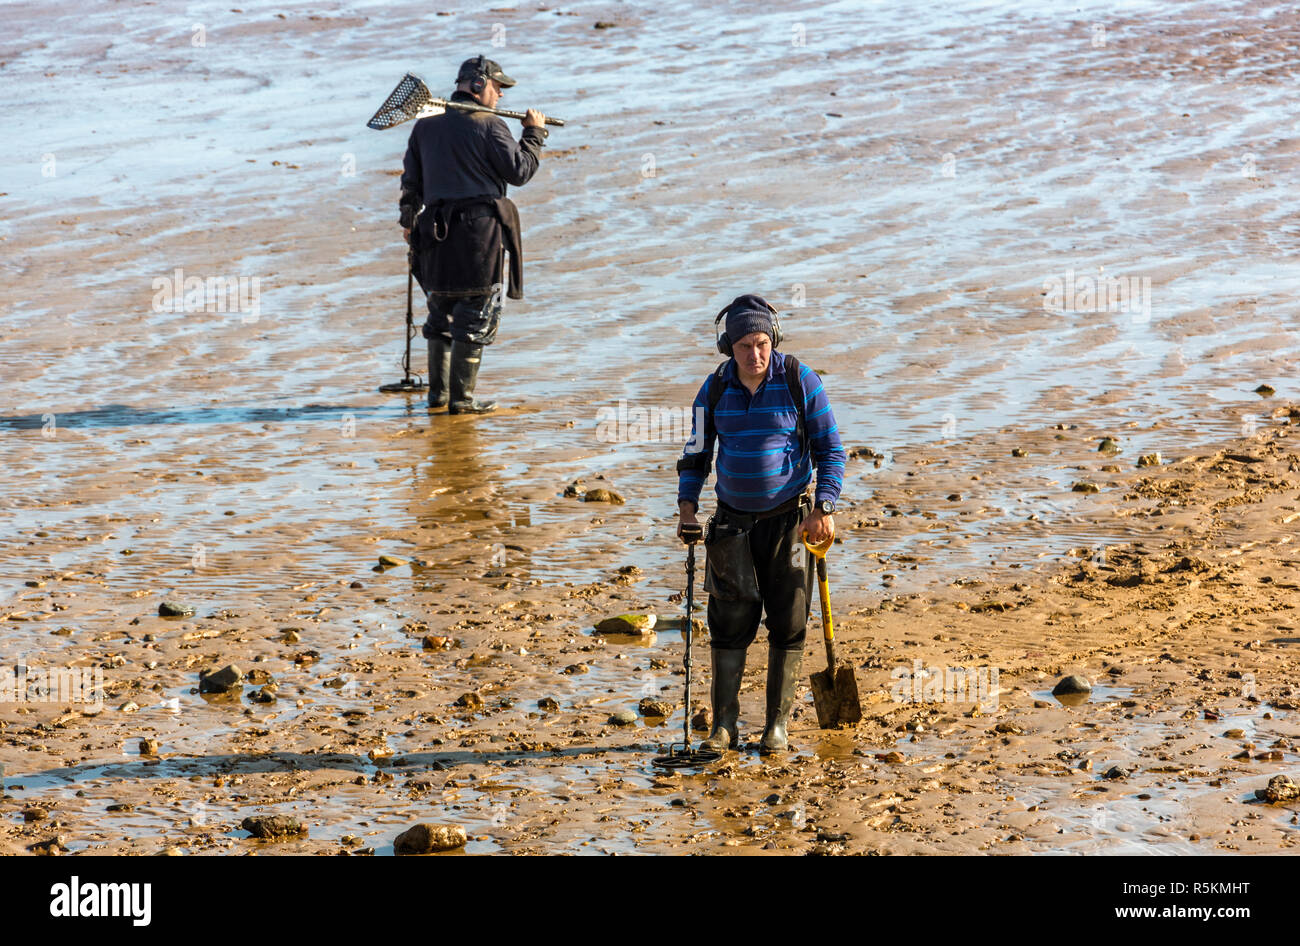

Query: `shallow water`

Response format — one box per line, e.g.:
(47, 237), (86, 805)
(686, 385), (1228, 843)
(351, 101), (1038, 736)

(3, 0), (1300, 853)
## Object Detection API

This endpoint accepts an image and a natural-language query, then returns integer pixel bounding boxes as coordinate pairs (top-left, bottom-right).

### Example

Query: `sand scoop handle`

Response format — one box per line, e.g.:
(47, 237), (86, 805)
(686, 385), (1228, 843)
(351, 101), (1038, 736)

(803, 535), (836, 666)
(366, 72), (568, 130)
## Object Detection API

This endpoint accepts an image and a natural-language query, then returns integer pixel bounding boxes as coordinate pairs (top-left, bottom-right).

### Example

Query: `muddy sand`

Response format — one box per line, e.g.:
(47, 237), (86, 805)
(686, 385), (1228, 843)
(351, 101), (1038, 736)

(2, 0), (1300, 854)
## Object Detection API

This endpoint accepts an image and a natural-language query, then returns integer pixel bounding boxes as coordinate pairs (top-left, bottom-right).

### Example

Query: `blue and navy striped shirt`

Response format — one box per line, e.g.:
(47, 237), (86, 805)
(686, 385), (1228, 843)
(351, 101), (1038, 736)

(678, 351), (847, 513)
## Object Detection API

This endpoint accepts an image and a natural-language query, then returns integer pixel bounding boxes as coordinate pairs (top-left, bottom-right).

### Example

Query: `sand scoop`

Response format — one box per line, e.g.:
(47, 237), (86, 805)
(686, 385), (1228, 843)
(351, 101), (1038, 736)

(366, 73), (568, 131)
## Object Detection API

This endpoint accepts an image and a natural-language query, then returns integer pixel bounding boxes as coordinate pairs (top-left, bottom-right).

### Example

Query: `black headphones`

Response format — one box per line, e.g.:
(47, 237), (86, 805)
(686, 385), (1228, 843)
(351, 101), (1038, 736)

(468, 54), (489, 94)
(714, 297), (782, 356)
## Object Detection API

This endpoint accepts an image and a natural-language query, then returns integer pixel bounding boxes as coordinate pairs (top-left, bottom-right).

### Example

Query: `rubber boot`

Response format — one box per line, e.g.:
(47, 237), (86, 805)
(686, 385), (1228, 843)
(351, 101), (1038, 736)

(427, 336), (451, 409)
(448, 340), (497, 414)
(700, 647), (746, 752)
(759, 646), (803, 754)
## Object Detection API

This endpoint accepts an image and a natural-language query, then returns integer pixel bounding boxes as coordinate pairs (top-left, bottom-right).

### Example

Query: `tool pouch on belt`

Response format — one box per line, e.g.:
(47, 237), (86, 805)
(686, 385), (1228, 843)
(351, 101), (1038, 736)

(703, 513), (761, 602)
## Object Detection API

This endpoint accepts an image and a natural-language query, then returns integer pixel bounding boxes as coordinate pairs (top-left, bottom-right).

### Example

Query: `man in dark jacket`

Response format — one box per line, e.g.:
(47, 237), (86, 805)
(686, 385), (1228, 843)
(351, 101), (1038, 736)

(676, 294), (847, 754)
(400, 56), (548, 414)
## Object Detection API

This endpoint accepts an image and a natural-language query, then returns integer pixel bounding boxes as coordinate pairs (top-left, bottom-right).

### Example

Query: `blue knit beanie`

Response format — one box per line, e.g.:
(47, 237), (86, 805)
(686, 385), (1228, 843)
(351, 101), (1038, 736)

(724, 294), (776, 345)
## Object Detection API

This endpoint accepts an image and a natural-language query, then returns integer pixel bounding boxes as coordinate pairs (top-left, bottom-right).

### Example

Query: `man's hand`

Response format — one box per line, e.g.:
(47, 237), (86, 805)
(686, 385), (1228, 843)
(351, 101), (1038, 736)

(800, 509), (834, 549)
(523, 108), (547, 128)
(402, 227), (411, 244)
(678, 500), (701, 544)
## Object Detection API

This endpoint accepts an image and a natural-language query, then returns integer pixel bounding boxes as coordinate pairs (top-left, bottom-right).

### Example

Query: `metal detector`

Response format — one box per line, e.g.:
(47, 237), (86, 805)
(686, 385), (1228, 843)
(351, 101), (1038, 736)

(653, 524), (722, 768)
(378, 249), (429, 395)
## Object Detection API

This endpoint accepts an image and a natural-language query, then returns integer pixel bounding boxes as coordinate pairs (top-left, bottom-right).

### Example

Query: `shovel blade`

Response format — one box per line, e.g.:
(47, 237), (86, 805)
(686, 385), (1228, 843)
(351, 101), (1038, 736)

(811, 663), (863, 729)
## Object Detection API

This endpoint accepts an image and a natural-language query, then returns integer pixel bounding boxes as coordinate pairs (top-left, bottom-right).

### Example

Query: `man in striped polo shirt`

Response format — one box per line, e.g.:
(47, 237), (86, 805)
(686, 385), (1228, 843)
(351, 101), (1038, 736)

(677, 294), (846, 754)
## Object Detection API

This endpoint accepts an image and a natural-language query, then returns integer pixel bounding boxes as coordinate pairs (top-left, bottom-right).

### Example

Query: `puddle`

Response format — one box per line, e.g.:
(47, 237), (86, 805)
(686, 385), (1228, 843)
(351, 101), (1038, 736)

(1034, 685), (1134, 708)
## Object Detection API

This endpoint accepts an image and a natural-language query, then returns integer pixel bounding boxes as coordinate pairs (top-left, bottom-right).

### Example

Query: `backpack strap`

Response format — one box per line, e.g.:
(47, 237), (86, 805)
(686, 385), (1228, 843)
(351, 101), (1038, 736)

(676, 361), (729, 475)
(782, 354), (809, 459)
(704, 360), (728, 446)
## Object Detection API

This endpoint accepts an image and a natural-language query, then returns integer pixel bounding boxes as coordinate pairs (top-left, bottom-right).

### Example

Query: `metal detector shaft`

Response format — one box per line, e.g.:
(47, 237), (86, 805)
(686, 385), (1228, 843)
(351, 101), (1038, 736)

(652, 524), (718, 768)
(681, 542), (697, 748)
(403, 266), (414, 380)
(378, 252), (428, 394)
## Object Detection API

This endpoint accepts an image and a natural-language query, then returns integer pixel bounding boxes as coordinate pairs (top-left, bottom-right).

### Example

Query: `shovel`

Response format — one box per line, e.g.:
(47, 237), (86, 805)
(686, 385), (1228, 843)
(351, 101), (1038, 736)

(804, 534), (862, 728)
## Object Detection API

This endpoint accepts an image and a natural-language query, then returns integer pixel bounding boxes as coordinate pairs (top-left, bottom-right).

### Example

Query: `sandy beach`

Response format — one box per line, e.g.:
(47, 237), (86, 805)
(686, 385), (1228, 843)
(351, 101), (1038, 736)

(1, 0), (1299, 856)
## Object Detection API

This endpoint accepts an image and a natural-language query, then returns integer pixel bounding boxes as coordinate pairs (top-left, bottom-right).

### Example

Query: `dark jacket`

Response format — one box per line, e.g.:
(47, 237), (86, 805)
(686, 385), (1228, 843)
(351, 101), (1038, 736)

(410, 196), (524, 300)
(400, 91), (544, 299)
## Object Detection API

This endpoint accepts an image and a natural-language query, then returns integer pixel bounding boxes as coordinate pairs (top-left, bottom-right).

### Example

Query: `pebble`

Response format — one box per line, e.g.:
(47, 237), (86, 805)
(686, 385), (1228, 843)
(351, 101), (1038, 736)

(608, 709), (638, 726)
(537, 697), (560, 712)
(1097, 437), (1120, 454)
(594, 613), (656, 635)
(455, 692), (484, 711)
(1052, 674), (1092, 696)
(199, 664), (244, 694)
(241, 815), (306, 839)
(582, 488), (625, 505)
(1137, 453), (1162, 467)
(1256, 775), (1300, 804)
(1071, 482), (1100, 494)
(563, 663), (589, 675)
(393, 823), (467, 855)
(638, 698), (673, 717)
(22, 807), (48, 822)
(139, 738), (159, 755)
(158, 600), (195, 617)
(691, 708), (710, 732)
(378, 554), (407, 568)
(1103, 765), (1130, 780)
(27, 836), (65, 855)
(422, 635), (454, 651)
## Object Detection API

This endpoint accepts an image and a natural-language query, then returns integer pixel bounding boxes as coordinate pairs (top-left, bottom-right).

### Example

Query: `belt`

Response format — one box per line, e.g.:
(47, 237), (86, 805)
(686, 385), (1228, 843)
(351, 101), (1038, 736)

(718, 492), (808, 524)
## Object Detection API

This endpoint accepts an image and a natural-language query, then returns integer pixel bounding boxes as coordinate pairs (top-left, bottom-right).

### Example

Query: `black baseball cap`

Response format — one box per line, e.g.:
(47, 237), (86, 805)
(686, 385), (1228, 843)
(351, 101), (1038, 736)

(457, 55), (516, 88)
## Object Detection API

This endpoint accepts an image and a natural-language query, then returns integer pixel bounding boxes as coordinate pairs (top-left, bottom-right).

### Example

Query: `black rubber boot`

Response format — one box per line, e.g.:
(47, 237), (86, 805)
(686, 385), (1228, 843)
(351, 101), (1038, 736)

(448, 340), (497, 414)
(760, 646), (803, 754)
(427, 336), (451, 409)
(700, 647), (746, 752)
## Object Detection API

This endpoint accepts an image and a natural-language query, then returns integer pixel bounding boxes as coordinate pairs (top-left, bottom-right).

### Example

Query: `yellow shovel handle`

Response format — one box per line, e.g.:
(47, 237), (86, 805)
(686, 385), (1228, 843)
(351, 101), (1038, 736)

(816, 556), (833, 643)
(803, 536), (836, 662)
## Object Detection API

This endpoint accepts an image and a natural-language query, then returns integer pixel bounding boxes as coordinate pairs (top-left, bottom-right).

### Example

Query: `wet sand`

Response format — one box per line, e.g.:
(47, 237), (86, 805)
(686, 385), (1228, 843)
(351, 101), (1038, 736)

(2, 0), (1300, 854)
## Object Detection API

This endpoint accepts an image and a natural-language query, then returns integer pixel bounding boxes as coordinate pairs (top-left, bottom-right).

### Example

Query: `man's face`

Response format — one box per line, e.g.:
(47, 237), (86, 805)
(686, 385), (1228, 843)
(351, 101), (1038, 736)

(481, 78), (502, 108)
(733, 332), (772, 378)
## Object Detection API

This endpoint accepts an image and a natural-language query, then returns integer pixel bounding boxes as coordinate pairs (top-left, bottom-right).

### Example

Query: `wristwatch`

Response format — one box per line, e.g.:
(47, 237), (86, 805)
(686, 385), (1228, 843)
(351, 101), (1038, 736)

(816, 500), (834, 515)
